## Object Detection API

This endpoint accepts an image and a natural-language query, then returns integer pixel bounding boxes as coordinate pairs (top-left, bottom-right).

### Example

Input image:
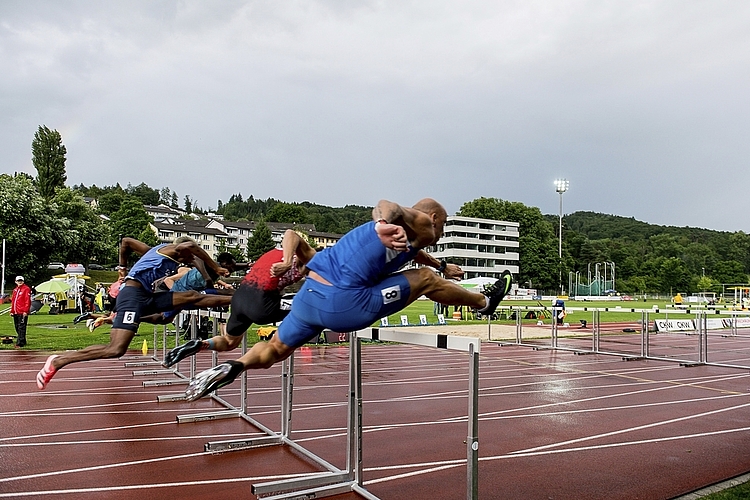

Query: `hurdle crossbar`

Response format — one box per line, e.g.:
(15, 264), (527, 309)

(495, 305), (750, 370)
(359, 328), (479, 500)
(251, 327), (480, 500)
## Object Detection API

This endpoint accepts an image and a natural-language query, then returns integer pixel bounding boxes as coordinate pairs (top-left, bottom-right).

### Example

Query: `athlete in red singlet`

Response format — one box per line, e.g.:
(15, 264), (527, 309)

(163, 230), (316, 367)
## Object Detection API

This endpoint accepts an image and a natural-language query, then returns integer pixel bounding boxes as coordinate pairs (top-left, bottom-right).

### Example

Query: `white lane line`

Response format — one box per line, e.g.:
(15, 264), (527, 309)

(0, 450), (216, 484)
(477, 372), (750, 418)
(288, 393), (750, 440)
(0, 420), (176, 443)
(0, 399), (167, 415)
(0, 433), (266, 448)
(510, 399), (750, 454)
(497, 425), (750, 459)
(364, 463), (464, 485)
(361, 425), (750, 487)
(351, 371), (749, 408)
(0, 473), (318, 498)
(477, 393), (750, 422)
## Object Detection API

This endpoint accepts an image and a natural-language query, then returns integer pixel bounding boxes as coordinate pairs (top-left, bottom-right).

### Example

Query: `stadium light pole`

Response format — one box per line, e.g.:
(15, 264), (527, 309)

(554, 179), (569, 295)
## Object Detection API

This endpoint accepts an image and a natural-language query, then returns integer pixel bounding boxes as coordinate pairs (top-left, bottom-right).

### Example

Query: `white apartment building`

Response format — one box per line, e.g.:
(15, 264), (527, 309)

(151, 218), (341, 257)
(425, 215), (520, 279)
(144, 204), (186, 221)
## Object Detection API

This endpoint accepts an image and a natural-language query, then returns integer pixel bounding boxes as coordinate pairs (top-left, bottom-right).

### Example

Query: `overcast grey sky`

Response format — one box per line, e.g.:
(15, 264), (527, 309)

(2, 1), (749, 232)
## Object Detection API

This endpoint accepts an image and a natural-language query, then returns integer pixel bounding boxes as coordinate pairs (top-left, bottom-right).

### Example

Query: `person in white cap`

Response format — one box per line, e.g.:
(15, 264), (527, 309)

(10, 276), (31, 348)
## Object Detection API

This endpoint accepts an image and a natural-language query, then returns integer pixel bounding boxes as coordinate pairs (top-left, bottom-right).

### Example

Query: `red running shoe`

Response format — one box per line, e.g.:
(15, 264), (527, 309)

(36, 355), (60, 390)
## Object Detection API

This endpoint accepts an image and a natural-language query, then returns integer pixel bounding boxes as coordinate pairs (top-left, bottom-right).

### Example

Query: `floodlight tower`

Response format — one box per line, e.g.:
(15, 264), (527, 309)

(554, 179), (569, 295)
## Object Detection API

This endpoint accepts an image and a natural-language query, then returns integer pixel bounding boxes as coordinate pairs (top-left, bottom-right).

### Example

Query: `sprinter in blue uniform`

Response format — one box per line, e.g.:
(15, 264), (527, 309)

(185, 198), (513, 401)
(37, 237), (233, 390)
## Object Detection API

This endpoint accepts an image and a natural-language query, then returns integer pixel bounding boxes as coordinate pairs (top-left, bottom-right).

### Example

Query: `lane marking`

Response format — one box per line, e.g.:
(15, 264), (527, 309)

(510, 399), (750, 454)
(0, 473), (318, 498)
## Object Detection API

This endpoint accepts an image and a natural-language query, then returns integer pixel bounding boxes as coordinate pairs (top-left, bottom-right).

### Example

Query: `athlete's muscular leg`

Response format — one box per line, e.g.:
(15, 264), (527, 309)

(234, 335), (295, 370)
(402, 267), (487, 308)
(171, 291), (232, 309)
(140, 313), (170, 324)
(204, 324), (244, 351)
(50, 328), (136, 370)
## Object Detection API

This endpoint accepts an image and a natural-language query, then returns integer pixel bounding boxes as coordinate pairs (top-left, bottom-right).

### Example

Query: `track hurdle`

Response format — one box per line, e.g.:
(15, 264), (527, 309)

(356, 328), (480, 500)
(495, 305), (750, 369)
(172, 309), (240, 420)
(154, 309), (352, 486)
(250, 328), (481, 500)
(156, 312), (481, 498)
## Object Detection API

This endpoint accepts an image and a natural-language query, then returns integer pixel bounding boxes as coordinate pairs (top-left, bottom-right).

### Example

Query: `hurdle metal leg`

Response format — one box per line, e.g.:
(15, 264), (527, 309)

(467, 343), (479, 500)
(250, 338), (359, 499)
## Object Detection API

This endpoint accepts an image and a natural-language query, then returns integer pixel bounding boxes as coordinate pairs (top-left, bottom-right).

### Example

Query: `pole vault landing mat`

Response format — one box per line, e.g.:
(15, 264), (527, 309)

(2, 344), (750, 499)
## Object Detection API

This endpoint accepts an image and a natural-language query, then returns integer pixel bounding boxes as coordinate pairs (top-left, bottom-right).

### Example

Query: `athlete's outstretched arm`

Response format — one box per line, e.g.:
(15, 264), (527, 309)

(118, 237), (152, 268)
(172, 240), (229, 277)
(413, 250), (464, 280)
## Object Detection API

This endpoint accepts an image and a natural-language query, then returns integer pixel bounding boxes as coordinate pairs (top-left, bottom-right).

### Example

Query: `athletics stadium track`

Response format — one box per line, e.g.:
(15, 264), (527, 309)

(2, 333), (750, 500)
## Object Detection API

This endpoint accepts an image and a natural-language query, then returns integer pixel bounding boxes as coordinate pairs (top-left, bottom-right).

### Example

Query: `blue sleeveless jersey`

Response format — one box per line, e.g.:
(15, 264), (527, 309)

(307, 221), (419, 288)
(127, 245), (180, 290)
(171, 267), (207, 292)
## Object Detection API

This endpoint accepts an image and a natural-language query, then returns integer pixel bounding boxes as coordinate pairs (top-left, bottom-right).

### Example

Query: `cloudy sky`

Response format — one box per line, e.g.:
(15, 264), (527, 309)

(2, 1), (749, 232)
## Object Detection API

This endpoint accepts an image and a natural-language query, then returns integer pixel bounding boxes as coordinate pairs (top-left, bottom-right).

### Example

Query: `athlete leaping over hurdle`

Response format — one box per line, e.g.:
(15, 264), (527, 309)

(36, 237), (234, 390)
(185, 198), (513, 401)
(161, 229), (316, 368)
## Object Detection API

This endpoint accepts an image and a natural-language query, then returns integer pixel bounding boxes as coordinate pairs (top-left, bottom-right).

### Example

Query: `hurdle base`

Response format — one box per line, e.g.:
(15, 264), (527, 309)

(144, 379), (189, 387)
(157, 393), (188, 402)
(133, 369), (175, 376)
(205, 435), (282, 452)
(124, 361), (162, 367)
(252, 472), (357, 499)
(177, 409), (239, 423)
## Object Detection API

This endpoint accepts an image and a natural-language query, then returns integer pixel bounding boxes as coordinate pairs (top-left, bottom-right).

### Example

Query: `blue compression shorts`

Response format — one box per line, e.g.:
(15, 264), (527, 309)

(277, 273), (412, 348)
(112, 283), (174, 332)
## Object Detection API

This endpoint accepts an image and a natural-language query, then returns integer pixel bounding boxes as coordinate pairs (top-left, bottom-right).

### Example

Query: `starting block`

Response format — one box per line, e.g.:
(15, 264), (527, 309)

(257, 326), (277, 340)
(1, 336), (16, 345)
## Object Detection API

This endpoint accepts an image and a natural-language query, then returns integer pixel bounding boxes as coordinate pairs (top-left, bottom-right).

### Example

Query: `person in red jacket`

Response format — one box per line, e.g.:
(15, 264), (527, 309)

(10, 276), (32, 348)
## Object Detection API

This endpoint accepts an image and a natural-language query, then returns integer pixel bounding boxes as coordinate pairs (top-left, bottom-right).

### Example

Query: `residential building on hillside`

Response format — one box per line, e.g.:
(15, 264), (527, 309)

(425, 215), (520, 279)
(308, 230), (341, 249)
(150, 217), (342, 258)
(144, 204), (186, 222)
(150, 220), (227, 253)
(206, 220), (319, 247)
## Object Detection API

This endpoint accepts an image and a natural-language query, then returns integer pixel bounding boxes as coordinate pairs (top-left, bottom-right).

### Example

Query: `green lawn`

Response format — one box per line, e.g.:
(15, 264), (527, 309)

(695, 479), (750, 500)
(2, 295), (733, 352)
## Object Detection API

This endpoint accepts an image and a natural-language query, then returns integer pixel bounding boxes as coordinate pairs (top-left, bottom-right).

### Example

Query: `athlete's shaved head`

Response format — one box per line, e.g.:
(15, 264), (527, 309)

(412, 198), (446, 219)
(412, 198), (448, 244)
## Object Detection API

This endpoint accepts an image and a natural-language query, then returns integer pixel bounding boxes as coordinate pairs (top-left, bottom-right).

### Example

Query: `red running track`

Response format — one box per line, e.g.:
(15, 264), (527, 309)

(2, 339), (750, 499)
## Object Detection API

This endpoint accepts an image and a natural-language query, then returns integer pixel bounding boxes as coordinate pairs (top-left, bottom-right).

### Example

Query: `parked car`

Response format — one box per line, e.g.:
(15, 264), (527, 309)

(47, 262), (65, 270)
(88, 264), (104, 270)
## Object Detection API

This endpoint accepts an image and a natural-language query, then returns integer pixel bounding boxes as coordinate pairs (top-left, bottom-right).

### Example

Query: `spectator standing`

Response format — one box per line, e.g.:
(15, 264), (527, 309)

(10, 276), (31, 348)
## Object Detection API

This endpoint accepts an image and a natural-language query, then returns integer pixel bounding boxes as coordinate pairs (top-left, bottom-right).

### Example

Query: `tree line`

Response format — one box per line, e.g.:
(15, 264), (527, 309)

(2, 125), (747, 296)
